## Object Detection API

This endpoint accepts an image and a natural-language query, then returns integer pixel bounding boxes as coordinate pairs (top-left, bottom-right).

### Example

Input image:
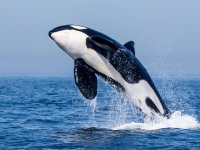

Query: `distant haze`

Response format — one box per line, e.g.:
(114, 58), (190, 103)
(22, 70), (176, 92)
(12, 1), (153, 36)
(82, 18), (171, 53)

(0, 0), (199, 77)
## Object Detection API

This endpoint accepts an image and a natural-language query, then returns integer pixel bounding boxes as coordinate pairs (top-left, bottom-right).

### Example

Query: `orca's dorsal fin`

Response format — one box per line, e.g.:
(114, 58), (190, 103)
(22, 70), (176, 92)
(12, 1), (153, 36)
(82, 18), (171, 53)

(124, 41), (135, 55)
(74, 59), (97, 100)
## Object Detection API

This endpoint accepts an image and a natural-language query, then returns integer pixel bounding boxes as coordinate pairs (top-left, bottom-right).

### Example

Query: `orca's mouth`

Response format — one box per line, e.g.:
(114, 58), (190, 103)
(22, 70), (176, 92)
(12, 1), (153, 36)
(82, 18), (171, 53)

(48, 28), (59, 39)
(49, 28), (58, 39)
(48, 30), (54, 39)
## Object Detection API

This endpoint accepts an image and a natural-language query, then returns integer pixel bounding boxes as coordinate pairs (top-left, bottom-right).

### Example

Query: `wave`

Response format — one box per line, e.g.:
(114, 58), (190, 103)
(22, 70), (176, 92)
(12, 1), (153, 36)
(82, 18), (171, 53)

(113, 111), (200, 131)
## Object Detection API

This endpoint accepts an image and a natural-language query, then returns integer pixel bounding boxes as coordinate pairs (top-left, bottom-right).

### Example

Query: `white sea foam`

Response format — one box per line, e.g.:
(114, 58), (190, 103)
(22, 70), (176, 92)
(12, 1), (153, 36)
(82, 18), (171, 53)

(113, 111), (200, 131)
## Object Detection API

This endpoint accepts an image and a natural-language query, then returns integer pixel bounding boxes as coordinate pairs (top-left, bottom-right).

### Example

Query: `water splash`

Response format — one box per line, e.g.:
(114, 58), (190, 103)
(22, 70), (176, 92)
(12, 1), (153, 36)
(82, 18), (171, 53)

(113, 111), (200, 131)
(83, 77), (200, 131)
(83, 97), (97, 128)
(85, 97), (97, 114)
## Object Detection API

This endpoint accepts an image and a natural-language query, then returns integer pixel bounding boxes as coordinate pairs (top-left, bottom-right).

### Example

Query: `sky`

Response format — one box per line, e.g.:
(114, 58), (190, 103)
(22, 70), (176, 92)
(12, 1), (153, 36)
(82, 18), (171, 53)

(0, 0), (199, 77)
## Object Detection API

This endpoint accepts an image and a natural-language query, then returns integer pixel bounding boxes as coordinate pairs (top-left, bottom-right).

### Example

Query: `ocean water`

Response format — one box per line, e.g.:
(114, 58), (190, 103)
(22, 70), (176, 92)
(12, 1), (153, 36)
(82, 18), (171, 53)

(0, 76), (199, 149)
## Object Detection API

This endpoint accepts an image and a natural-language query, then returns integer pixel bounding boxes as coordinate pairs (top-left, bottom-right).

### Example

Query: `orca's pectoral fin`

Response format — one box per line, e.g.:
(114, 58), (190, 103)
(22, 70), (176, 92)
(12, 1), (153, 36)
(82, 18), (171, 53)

(74, 59), (97, 100)
(124, 41), (135, 55)
(86, 35), (119, 53)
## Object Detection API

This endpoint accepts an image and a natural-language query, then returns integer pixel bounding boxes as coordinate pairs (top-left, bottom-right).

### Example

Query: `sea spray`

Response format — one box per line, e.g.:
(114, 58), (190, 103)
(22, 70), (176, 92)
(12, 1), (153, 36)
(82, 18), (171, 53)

(81, 77), (199, 131)
(113, 111), (200, 130)
(83, 79), (144, 129)
(85, 97), (97, 114)
(83, 97), (97, 128)
(158, 77), (196, 116)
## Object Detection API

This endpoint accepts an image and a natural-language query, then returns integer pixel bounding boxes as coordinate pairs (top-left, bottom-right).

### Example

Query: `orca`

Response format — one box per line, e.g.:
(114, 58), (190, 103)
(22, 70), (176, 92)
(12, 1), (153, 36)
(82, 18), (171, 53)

(49, 24), (171, 118)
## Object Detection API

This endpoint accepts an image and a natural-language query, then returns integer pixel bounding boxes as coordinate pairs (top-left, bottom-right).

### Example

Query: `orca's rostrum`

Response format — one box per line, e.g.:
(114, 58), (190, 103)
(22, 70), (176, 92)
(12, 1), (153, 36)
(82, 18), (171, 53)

(49, 25), (171, 118)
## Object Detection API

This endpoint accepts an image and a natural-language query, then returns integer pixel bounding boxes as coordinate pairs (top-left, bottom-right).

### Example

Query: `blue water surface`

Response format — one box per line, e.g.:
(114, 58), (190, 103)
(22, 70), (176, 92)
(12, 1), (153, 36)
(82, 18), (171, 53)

(0, 76), (199, 149)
